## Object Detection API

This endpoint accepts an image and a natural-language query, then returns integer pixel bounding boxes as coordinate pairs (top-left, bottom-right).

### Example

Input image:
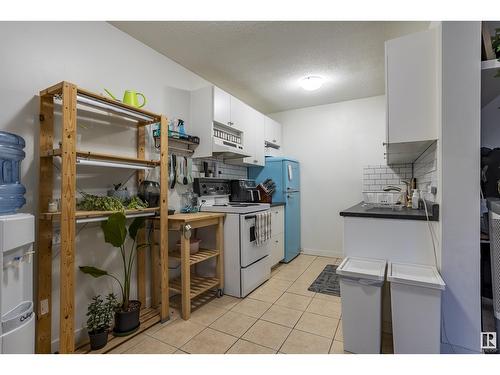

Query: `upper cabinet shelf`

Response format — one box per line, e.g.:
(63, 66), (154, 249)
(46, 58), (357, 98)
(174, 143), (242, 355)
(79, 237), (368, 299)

(41, 81), (162, 126)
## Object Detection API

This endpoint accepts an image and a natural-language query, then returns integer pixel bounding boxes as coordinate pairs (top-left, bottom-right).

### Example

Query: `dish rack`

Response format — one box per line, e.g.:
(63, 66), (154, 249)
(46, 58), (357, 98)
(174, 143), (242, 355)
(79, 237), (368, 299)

(363, 191), (403, 208)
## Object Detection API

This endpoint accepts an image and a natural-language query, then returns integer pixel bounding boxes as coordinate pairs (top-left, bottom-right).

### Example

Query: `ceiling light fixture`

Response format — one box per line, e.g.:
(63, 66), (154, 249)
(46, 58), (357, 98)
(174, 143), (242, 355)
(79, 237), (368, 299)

(300, 76), (324, 91)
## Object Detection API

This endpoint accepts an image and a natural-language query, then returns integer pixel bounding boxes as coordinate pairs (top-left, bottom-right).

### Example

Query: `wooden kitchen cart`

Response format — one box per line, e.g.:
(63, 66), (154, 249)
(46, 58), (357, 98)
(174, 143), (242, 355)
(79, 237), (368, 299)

(153, 212), (225, 320)
(36, 82), (169, 354)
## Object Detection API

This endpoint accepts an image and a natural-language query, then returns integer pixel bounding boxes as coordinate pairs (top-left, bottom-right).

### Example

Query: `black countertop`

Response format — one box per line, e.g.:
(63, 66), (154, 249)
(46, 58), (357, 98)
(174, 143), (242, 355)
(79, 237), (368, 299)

(340, 201), (439, 221)
(270, 202), (285, 207)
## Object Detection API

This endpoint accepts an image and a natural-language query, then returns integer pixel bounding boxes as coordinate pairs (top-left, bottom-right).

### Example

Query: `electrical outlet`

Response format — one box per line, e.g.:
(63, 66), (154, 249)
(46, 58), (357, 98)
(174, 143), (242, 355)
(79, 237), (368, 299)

(40, 299), (49, 315)
(430, 186), (437, 195)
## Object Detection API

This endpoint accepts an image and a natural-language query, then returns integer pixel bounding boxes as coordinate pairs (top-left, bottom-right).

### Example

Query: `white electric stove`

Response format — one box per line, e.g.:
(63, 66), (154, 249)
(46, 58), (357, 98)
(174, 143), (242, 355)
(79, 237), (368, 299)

(194, 179), (271, 298)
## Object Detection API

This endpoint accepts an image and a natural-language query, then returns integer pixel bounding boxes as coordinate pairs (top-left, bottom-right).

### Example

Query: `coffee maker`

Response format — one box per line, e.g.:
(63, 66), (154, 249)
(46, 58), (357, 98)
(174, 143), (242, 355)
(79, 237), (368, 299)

(230, 179), (261, 203)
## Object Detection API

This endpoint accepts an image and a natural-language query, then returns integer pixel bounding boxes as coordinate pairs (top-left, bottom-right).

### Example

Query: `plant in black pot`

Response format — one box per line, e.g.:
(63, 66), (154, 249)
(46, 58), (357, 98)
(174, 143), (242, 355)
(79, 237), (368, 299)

(86, 294), (118, 350)
(79, 212), (148, 336)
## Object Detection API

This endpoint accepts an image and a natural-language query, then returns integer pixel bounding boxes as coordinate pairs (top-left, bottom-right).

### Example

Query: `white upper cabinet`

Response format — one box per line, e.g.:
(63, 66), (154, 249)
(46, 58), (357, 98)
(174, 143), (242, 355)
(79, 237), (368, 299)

(264, 116), (282, 147)
(213, 86), (231, 126)
(385, 28), (438, 148)
(245, 108), (265, 166)
(213, 86), (245, 132)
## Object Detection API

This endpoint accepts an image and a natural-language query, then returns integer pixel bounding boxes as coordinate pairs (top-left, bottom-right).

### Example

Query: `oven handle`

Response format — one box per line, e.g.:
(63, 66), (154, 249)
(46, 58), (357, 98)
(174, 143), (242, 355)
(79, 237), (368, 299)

(244, 215), (256, 220)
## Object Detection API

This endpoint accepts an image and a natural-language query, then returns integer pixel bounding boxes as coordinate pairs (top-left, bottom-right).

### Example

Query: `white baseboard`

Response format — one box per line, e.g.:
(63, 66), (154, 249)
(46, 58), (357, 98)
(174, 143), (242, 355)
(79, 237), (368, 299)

(301, 248), (343, 259)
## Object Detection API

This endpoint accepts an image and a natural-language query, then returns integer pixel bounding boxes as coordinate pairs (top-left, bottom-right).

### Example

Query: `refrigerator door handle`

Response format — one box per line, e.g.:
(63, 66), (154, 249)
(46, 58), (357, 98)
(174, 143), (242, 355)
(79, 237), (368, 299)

(288, 164), (293, 181)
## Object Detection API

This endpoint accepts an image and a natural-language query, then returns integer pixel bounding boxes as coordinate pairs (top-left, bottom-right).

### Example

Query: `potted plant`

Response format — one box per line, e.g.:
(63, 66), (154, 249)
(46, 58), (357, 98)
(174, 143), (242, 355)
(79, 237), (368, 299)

(86, 294), (118, 350)
(80, 212), (148, 336)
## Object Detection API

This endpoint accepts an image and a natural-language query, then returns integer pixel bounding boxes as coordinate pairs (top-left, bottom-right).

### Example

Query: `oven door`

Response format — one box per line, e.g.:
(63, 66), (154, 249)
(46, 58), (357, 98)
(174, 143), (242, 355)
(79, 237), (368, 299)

(240, 213), (270, 267)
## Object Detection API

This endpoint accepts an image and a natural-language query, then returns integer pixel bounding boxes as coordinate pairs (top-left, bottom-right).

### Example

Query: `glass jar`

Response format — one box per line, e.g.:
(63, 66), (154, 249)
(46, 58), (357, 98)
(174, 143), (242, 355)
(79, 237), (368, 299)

(181, 190), (199, 213)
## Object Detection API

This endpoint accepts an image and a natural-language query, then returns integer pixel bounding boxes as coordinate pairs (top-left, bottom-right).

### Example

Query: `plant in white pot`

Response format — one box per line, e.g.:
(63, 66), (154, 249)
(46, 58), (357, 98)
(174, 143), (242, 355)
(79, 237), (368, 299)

(86, 294), (119, 350)
(79, 212), (148, 336)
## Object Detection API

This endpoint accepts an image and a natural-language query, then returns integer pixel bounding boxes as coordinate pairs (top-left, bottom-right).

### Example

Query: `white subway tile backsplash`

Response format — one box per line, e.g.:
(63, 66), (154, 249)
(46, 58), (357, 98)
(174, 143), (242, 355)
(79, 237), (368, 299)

(363, 163), (412, 192)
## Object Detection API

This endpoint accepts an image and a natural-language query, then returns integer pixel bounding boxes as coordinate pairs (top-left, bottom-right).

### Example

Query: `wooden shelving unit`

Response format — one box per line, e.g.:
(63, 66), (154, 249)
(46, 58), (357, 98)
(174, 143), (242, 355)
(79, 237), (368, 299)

(36, 81), (169, 354)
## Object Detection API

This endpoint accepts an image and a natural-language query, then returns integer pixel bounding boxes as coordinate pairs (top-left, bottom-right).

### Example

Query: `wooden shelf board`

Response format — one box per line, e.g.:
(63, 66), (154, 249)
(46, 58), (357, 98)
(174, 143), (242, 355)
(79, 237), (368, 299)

(169, 275), (220, 300)
(41, 207), (160, 221)
(169, 248), (220, 265)
(75, 307), (161, 354)
(45, 149), (160, 167)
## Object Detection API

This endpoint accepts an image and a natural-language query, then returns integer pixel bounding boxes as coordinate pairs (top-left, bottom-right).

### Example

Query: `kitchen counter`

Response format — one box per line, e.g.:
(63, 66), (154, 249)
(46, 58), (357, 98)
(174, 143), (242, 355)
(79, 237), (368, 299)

(270, 202), (285, 207)
(339, 201), (439, 221)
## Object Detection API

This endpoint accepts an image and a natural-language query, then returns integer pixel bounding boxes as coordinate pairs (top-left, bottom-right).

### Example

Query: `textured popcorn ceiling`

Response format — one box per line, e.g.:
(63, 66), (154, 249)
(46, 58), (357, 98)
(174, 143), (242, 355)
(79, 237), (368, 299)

(110, 21), (429, 113)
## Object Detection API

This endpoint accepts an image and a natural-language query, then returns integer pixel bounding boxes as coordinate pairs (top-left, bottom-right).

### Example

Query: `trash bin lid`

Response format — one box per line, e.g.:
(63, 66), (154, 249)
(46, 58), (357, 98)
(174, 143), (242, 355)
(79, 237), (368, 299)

(336, 256), (386, 282)
(387, 262), (445, 290)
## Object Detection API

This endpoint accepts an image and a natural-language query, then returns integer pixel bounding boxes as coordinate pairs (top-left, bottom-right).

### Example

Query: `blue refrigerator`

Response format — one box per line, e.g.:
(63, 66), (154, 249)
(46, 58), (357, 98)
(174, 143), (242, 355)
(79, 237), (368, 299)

(249, 157), (301, 263)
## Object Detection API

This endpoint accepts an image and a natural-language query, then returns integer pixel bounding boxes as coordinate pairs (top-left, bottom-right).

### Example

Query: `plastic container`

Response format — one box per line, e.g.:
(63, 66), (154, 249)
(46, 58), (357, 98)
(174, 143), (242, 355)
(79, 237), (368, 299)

(0, 131), (26, 214)
(387, 262), (445, 353)
(336, 256), (387, 353)
(176, 238), (201, 255)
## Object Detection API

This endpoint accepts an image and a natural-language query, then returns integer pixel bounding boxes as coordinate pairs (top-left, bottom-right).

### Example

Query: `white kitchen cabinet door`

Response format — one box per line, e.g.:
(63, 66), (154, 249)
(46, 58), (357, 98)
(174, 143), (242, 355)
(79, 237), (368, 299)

(242, 107), (265, 166)
(270, 234), (285, 268)
(213, 86), (231, 127)
(264, 117), (282, 147)
(229, 96), (246, 132)
(271, 205), (285, 236)
(386, 28), (438, 144)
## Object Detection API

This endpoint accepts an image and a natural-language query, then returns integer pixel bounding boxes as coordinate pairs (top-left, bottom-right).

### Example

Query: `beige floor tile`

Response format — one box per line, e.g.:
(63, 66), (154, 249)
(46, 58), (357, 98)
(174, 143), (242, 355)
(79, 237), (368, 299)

(295, 312), (339, 338)
(227, 339), (276, 354)
(262, 278), (294, 291)
(108, 333), (147, 354)
(335, 320), (343, 341)
(124, 336), (177, 354)
(329, 340), (346, 354)
(260, 304), (303, 328)
(287, 281), (316, 297)
(248, 286), (285, 303)
(152, 319), (205, 348)
(314, 293), (341, 304)
(173, 349), (188, 354)
(280, 329), (332, 354)
(275, 292), (312, 311)
(242, 320), (292, 350)
(208, 295), (240, 310)
(231, 298), (272, 318)
(189, 304), (227, 326)
(272, 266), (304, 281)
(306, 298), (342, 319)
(181, 328), (237, 354)
(210, 310), (257, 337)
(271, 265), (284, 277)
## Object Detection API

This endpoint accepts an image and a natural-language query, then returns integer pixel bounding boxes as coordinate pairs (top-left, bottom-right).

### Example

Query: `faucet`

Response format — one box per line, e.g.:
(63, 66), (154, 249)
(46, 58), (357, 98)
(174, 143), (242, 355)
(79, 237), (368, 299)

(401, 180), (411, 207)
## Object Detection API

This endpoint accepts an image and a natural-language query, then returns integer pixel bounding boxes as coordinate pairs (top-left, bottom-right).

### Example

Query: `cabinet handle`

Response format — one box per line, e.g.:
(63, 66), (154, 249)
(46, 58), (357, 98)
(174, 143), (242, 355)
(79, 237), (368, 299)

(275, 211), (278, 214)
(273, 139), (276, 142)
(254, 160), (258, 163)
(275, 240), (279, 243)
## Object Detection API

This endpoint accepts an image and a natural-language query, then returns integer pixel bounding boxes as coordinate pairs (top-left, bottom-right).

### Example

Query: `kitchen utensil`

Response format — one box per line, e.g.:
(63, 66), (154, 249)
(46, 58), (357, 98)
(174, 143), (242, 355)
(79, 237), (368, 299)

(170, 154), (177, 189)
(183, 158), (188, 185)
(203, 161), (209, 178)
(176, 156), (185, 185)
(138, 180), (160, 207)
(104, 89), (146, 108)
(187, 158), (193, 184)
(168, 154), (174, 187)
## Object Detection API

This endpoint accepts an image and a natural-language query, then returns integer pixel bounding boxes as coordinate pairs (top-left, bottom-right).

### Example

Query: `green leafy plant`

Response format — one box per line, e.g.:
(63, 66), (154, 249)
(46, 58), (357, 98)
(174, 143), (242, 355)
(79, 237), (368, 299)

(79, 213), (148, 310)
(86, 294), (119, 333)
(77, 193), (148, 212)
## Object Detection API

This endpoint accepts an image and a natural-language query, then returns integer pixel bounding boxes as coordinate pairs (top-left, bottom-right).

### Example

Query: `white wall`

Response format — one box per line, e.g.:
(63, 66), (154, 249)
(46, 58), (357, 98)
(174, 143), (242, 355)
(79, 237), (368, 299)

(271, 96), (386, 257)
(0, 21), (213, 351)
(439, 21), (481, 353)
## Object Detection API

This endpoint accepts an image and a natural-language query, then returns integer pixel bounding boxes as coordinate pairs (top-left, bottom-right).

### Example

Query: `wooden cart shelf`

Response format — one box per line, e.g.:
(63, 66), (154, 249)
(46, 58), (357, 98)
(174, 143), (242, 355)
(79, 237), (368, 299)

(44, 149), (161, 167)
(36, 81), (169, 354)
(169, 248), (220, 265)
(41, 207), (160, 221)
(170, 276), (220, 300)
(74, 307), (161, 354)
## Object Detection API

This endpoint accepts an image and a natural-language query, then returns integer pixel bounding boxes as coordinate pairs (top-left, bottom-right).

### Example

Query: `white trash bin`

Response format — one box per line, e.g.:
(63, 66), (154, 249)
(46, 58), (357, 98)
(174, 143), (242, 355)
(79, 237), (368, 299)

(387, 262), (445, 354)
(336, 256), (387, 354)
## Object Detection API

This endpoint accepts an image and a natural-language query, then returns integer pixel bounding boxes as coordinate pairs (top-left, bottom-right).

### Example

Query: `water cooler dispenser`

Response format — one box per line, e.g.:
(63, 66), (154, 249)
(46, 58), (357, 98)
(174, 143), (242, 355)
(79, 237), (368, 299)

(0, 213), (35, 353)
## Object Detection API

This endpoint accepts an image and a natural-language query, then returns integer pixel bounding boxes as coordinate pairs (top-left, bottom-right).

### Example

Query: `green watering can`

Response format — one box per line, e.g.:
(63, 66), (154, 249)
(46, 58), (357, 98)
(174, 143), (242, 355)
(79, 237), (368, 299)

(104, 89), (146, 108)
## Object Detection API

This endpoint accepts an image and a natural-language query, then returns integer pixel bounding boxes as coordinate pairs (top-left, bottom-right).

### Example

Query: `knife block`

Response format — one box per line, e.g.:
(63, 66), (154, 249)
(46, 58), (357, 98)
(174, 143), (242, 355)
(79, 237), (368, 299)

(257, 184), (272, 204)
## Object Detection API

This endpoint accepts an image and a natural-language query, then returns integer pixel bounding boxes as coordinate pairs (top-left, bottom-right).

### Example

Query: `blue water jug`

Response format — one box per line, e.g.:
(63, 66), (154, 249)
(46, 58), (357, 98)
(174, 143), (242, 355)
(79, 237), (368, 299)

(0, 131), (26, 214)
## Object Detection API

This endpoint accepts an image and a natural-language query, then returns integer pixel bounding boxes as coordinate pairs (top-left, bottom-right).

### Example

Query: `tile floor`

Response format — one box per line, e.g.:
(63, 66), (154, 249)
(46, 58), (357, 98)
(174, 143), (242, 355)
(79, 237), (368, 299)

(114, 254), (393, 354)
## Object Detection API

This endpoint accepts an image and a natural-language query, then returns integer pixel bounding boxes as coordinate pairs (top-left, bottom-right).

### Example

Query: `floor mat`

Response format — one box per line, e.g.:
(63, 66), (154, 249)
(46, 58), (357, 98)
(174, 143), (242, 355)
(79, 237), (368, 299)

(308, 264), (341, 297)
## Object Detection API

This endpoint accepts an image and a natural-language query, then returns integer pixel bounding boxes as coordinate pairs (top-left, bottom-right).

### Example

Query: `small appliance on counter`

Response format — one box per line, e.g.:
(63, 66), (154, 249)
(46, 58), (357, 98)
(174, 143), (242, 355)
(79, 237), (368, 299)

(138, 180), (160, 207)
(194, 178), (271, 298)
(230, 179), (261, 203)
